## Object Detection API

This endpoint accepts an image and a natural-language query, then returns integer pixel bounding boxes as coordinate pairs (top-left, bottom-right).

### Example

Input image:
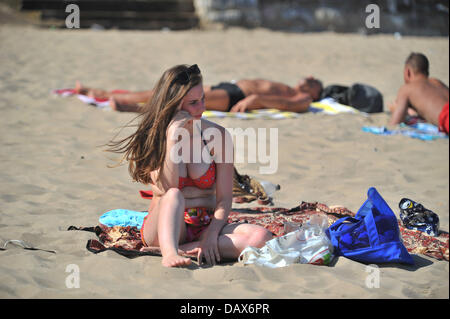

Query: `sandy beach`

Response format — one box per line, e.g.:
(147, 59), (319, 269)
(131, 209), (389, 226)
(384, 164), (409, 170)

(0, 17), (448, 300)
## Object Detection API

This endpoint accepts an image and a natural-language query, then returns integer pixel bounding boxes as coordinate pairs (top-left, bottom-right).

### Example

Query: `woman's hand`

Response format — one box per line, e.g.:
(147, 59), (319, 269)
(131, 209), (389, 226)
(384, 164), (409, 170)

(168, 110), (194, 133)
(187, 230), (221, 266)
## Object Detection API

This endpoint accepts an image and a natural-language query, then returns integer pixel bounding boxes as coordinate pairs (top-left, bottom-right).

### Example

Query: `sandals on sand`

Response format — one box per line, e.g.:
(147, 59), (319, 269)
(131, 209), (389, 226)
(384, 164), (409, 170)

(0, 239), (56, 254)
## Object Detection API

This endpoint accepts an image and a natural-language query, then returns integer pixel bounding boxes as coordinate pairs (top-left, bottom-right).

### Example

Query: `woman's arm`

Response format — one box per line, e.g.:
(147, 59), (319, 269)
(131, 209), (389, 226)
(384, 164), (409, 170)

(210, 162), (233, 230)
(194, 126), (234, 265)
(150, 110), (194, 192)
(230, 93), (312, 113)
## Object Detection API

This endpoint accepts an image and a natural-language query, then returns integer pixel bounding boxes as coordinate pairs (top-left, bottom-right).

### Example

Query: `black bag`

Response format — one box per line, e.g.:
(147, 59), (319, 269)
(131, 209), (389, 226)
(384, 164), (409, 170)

(321, 83), (384, 113)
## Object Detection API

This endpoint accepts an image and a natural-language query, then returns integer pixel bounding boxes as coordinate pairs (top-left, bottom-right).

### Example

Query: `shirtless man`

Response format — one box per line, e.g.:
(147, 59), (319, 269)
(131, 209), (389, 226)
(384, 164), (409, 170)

(75, 76), (323, 114)
(389, 52), (449, 134)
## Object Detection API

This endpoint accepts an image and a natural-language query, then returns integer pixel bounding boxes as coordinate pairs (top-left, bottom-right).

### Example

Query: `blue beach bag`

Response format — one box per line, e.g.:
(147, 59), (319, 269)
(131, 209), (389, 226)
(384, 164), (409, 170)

(325, 188), (414, 265)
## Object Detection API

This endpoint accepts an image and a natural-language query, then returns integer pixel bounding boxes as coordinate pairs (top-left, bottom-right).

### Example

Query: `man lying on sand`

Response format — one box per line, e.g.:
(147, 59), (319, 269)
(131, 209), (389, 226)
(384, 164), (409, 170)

(75, 76), (323, 113)
(389, 52), (449, 134)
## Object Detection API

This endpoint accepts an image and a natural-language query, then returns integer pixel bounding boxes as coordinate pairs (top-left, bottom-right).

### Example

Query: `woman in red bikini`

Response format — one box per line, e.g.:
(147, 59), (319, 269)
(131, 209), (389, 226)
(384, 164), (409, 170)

(107, 64), (272, 267)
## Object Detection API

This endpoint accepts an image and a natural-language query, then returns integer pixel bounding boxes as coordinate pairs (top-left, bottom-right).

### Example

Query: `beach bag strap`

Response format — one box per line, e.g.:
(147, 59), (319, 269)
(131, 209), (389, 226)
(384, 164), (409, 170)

(358, 187), (397, 247)
(328, 208), (381, 249)
(363, 209), (380, 247)
(326, 216), (362, 252)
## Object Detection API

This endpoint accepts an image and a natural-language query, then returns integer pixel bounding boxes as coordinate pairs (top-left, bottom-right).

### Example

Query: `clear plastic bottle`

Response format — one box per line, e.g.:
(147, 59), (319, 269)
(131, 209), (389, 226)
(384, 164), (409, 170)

(259, 180), (280, 197)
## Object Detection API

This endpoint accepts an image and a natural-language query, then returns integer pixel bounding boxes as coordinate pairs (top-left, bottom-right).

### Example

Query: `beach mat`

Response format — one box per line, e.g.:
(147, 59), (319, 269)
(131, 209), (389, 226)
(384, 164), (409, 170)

(68, 202), (448, 262)
(201, 98), (359, 119)
(362, 122), (448, 141)
(53, 88), (359, 118)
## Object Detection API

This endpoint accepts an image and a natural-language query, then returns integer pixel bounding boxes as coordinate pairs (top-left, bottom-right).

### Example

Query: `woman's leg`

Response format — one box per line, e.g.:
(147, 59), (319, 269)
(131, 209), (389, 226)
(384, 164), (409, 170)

(217, 223), (273, 260)
(75, 81), (110, 98)
(142, 188), (191, 267)
(180, 223), (273, 263)
(109, 97), (146, 113)
(111, 91), (153, 106)
(75, 81), (151, 112)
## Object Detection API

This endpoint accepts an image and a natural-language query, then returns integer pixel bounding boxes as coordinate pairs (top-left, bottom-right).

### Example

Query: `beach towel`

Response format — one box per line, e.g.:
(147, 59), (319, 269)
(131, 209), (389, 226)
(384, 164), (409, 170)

(53, 88), (359, 118)
(362, 122), (448, 141)
(68, 202), (448, 262)
(202, 98), (360, 119)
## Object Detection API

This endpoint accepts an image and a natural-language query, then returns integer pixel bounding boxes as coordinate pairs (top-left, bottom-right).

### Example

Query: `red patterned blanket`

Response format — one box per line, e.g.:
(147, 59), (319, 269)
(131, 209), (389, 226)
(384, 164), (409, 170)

(68, 202), (449, 262)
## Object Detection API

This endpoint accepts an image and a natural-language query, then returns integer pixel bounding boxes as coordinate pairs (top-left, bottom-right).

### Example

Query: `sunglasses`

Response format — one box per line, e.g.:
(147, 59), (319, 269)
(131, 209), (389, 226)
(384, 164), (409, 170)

(173, 64), (201, 85)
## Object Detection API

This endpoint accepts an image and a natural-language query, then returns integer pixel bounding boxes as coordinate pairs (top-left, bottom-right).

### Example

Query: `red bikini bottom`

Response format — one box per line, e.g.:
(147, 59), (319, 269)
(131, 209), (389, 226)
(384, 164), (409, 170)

(140, 207), (214, 246)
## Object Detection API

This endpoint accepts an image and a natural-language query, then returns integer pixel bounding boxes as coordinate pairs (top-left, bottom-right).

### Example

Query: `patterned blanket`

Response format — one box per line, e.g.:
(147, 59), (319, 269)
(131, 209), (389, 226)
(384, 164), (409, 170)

(68, 202), (449, 262)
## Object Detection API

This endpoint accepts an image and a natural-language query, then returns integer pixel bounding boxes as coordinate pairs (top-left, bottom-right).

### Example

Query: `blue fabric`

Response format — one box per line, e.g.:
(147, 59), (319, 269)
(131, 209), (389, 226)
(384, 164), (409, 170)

(99, 209), (148, 230)
(362, 123), (448, 141)
(326, 188), (414, 265)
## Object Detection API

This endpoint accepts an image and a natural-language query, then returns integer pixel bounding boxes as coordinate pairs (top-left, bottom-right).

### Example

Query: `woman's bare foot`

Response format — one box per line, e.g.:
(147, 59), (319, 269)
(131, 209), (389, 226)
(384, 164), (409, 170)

(75, 81), (110, 99)
(75, 81), (89, 95)
(162, 253), (192, 267)
(109, 98), (119, 111)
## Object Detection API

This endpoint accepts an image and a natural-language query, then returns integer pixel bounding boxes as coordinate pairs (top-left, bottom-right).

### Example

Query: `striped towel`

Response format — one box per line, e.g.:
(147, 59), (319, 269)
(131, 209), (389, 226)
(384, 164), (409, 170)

(362, 123), (448, 141)
(202, 98), (360, 120)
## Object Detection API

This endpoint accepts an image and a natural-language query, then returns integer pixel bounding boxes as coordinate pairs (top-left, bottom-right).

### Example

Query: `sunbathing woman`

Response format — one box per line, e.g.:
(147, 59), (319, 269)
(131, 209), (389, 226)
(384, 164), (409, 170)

(76, 75), (323, 113)
(107, 64), (273, 267)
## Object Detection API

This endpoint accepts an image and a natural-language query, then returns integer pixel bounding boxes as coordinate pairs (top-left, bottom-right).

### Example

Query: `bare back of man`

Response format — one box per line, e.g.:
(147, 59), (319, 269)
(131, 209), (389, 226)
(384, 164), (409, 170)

(392, 77), (448, 126)
(203, 79), (309, 112)
(236, 79), (298, 96)
(390, 53), (449, 128)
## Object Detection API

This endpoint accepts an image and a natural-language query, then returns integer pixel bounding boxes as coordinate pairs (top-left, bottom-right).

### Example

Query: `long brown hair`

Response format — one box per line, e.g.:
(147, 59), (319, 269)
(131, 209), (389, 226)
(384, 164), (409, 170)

(107, 64), (203, 185)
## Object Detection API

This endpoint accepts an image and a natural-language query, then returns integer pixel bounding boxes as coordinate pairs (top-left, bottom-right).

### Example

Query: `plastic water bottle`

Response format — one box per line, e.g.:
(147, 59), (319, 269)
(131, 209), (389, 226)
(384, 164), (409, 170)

(259, 180), (280, 197)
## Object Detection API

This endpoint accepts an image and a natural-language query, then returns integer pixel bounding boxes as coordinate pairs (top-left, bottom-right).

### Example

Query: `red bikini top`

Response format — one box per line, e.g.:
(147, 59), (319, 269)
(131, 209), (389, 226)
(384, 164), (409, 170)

(178, 161), (216, 189)
(179, 128), (216, 189)
(139, 128), (216, 198)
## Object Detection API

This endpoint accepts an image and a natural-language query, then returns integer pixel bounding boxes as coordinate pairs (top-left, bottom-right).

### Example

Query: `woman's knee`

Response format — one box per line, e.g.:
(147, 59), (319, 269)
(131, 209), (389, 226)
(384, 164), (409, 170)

(163, 188), (184, 204)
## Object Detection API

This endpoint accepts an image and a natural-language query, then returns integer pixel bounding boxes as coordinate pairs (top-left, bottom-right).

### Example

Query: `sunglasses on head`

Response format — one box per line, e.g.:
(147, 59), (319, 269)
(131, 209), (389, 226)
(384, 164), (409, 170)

(173, 64), (201, 85)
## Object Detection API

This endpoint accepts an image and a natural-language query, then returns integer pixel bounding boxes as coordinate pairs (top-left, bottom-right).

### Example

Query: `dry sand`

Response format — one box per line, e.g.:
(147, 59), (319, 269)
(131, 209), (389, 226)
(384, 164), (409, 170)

(0, 21), (448, 299)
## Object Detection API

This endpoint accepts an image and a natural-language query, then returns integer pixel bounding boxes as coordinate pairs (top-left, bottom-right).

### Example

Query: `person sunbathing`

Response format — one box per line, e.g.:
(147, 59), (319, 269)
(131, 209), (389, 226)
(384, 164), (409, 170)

(75, 76), (323, 113)
(106, 64), (272, 267)
(388, 52), (449, 134)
